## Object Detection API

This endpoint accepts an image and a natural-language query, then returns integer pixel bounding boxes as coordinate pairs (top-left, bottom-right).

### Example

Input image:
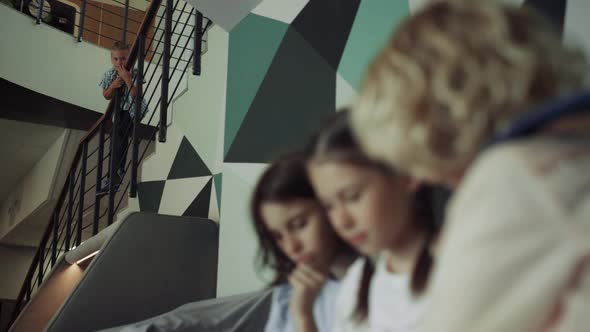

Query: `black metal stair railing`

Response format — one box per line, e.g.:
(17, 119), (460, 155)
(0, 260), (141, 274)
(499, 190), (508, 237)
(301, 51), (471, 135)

(7, 0), (212, 327)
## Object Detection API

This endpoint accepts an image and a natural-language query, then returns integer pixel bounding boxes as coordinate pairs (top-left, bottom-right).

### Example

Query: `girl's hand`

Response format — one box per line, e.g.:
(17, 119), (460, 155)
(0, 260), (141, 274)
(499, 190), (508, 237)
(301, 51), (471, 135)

(288, 264), (326, 322)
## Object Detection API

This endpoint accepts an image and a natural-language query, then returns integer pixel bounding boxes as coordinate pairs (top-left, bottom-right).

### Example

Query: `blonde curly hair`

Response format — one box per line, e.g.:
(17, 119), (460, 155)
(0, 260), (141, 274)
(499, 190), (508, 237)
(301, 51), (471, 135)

(351, 0), (588, 181)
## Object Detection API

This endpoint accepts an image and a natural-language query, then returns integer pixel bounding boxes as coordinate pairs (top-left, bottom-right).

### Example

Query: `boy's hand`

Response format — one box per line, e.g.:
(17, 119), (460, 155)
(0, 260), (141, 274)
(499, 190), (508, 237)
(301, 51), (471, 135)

(115, 65), (132, 85)
(110, 77), (124, 89)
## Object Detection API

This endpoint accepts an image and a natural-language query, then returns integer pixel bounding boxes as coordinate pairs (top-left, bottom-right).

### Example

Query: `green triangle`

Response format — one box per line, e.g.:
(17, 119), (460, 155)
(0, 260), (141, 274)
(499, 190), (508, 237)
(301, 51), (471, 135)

(213, 173), (223, 210)
(338, 0), (410, 90)
(225, 14), (288, 158)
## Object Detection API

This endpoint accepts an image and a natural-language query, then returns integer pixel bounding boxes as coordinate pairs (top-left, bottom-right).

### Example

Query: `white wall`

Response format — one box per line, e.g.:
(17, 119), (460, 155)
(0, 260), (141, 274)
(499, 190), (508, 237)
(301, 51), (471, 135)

(0, 245), (36, 299)
(216, 163), (273, 297)
(0, 5), (112, 113)
(0, 130), (68, 240)
(140, 24), (227, 184)
(136, 24), (274, 297)
(565, 0), (590, 58)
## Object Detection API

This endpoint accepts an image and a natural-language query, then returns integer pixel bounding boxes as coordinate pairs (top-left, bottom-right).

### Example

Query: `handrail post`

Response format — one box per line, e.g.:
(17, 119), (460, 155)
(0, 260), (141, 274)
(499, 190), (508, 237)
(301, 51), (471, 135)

(130, 33), (145, 198)
(159, 0), (173, 143)
(51, 209), (58, 266)
(93, 124), (105, 235)
(77, 142), (88, 246)
(77, 0), (88, 42)
(193, 11), (203, 76)
(108, 92), (122, 225)
(122, 0), (130, 43)
(66, 172), (75, 251)
(35, 0), (45, 24)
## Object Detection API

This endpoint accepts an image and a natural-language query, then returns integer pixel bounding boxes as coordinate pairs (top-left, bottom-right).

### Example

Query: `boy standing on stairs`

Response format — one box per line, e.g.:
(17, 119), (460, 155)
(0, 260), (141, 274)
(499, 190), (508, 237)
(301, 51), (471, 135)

(97, 41), (146, 196)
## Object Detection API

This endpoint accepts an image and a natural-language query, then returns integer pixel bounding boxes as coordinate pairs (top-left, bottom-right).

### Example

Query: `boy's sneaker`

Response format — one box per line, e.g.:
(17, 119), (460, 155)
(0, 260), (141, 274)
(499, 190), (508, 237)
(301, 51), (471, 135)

(96, 179), (120, 197)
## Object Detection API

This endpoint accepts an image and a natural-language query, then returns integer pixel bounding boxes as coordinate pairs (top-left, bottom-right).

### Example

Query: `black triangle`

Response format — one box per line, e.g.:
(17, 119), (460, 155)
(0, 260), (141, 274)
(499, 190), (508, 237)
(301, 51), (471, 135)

(137, 180), (166, 212)
(168, 137), (211, 180)
(225, 28), (337, 163)
(291, 0), (361, 70)
(524, 0), (567, 37)
(183, 178), (212, 218)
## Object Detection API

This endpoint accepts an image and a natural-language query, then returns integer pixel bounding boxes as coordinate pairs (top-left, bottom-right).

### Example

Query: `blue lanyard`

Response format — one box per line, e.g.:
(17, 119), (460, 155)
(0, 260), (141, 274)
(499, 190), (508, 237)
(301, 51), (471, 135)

(492, 90), (590, 145)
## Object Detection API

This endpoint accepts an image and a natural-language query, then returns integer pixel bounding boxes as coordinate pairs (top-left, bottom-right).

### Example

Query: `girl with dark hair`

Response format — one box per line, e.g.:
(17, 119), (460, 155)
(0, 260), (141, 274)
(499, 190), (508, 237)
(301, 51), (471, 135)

(251, 152), (356, 332)
(306, 110), (440, 331)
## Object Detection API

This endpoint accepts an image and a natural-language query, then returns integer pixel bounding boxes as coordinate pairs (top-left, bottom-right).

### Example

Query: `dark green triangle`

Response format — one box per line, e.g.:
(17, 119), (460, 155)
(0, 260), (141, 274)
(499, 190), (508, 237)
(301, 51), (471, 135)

(168, 137), (211, 180)
(183, 178), (213, 218)
(225, 28), (336, 163)
(137, 180), (166, 213)
(225, 14), (289, 158)
(213, 173), (222, 210)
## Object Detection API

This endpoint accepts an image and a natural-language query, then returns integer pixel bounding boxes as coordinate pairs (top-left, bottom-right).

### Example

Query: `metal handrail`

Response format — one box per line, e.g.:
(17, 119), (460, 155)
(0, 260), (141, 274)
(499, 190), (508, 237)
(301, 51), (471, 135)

(8, 0), (164, 324)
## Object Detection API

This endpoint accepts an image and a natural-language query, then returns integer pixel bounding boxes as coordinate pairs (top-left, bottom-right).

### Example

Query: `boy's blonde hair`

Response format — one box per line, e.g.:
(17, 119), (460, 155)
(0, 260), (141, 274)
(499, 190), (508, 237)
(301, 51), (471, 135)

(111, 41), (130, 52)
(352, 0), (588, 180)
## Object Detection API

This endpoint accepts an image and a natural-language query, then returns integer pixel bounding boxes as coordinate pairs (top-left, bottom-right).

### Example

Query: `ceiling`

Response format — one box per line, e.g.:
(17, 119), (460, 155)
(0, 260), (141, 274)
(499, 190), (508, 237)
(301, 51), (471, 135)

(0, 119), (65, 202)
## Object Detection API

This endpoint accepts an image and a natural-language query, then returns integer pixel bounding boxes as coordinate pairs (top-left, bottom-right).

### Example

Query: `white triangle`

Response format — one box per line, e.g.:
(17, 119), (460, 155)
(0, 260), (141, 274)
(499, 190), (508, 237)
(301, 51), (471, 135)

(252, 0), (309, 24)
(139, 124), (184, 182)
(182, 0), (262, 32)
(409, 0), (433, 13)
(336, 73), (358, 110)
(159, 177), (211, 215)
(208, 185), (220, 222)
(224, 163), (269, 186)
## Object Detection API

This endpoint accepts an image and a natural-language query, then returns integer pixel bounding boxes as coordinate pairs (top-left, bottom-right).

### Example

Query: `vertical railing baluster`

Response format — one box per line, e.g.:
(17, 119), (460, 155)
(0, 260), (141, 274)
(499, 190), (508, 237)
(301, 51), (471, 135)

(108, 93), (121, 225)
(51, 209), (58, 266)
(77, 142), (87, 246)
(94, 124), (105, 235)
(37, 247), (44, 287)
(66, 172), (74, 251)
(36, 0), (45, 24)
(193, 11), (203, 76)
(122, 0), (130, 43)
(25, 280), (31, 302)
(130, 33), (145, 198)
(160, 0), (173, 143)
(77, 0), (88, 42)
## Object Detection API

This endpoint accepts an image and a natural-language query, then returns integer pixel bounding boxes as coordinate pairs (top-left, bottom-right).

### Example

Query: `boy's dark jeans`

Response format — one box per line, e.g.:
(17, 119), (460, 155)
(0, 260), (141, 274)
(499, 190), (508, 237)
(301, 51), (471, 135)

(112, 109), (132, 184)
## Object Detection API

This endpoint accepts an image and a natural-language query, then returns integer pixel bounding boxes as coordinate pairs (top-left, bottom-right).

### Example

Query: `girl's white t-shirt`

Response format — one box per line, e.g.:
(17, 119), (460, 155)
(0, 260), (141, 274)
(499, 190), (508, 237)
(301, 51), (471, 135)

(369, 253), (429, 332)
(333, 256), (429, 332)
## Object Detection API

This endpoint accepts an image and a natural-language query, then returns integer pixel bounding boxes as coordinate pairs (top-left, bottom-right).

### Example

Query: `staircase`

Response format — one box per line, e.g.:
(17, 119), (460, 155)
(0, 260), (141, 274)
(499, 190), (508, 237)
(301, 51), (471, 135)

(4, 0), (212, 329)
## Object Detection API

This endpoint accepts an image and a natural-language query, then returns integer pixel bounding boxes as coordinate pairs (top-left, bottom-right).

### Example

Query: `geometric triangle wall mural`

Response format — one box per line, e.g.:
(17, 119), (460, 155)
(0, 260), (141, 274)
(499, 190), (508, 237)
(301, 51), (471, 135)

(338, 0), (410, 90)
(168, 137), (212, 180)
(213, 173), (223, 210)
(291, 0), (360, 70)
(224, 0), (360, 163)
(225, 14), (289, 158)
(138, 180), (166, 213)
(225, 27), (337, 163)
(183, 178), (213, 218)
